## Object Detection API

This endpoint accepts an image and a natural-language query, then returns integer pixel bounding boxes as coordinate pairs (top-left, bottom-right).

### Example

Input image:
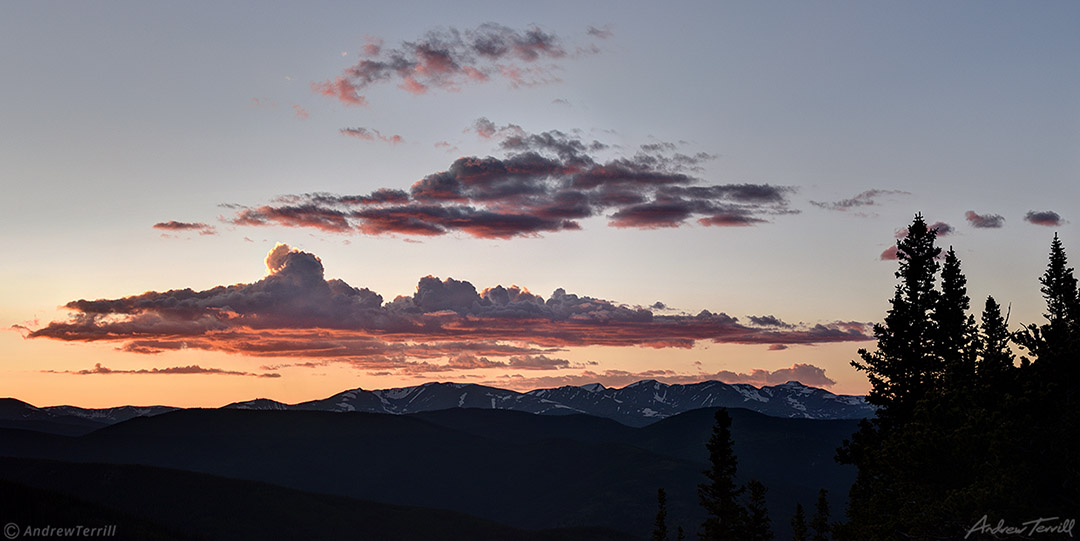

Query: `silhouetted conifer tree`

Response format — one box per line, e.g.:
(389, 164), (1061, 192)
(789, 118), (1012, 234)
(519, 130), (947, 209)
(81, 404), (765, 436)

(698, 408), (744, 540)
(790, 503), (808, 541)
(977, 295), (1014, 390)
(934, 247), (978, 386)
(742, 480), (772, 541)
(851, 213), (941, 425)
(652, 488), (669, 541)
(809, 489), (830, 541)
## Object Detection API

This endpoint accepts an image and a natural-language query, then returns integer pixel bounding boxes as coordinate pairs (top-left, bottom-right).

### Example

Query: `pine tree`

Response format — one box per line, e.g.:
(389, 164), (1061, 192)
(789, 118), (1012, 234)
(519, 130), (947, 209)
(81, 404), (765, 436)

(852, 213), (941, 425)
(977, 295), (1014, 390)
(652, 488), (669, 541)
(933, 247), (977, 386)
(790, 503), (808, 541)
(742, 480), (772, 541)
(698, 408), (744, 540)
(1041, 233), (1079, 328)
(810, 489), (830, 541)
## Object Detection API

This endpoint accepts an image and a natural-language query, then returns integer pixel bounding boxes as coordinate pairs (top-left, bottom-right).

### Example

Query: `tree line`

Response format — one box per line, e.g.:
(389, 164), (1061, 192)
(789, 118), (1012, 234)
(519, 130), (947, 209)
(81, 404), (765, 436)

(653, 214), (1077, 540)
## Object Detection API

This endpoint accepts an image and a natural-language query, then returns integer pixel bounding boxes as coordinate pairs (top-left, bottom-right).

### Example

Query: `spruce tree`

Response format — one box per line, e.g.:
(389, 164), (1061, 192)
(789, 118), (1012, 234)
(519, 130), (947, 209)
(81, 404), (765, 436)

(790, 503), (808, 541)
(851, 213), (941, 425)
(652, 488), (669, 541)
(1041, 233), (1079, 328)
(698, 408), (744, 540)
(742, 480), (772, 541)
(933, 247), (977, 386)
(977, 295), (1014, 390)
(810, 489), (830, 541)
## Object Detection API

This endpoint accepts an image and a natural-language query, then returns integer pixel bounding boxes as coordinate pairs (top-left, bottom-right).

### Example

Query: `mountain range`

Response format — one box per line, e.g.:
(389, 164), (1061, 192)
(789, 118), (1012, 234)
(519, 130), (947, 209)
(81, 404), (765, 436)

(1, 379), (874, 434)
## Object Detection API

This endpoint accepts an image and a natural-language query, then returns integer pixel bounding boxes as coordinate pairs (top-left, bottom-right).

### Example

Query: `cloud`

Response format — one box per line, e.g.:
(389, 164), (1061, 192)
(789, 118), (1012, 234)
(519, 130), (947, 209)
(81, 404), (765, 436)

(26, 246), (872, 371)
(487, 362), (837, 391)
(586, 25), (613, 39)
(153, 221), (217, 236)
(292, 104), (309, 120)
(810, 190), (910, 212)
(221, 122), (795, 238)
(964, 210), (1005, 229)
(340, 127), (404, 145)
(44, 363), (279, 378)
(1025, 210), (1065, 227)
(748, 315), (793, 328)
(927, 221), (954, 236)
(314, 23), (590, 107)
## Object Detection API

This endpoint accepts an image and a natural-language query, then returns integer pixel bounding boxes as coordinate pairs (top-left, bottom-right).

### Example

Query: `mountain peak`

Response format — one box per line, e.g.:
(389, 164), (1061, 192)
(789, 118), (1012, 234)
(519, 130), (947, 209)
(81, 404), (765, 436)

(579, 383), (606, 392)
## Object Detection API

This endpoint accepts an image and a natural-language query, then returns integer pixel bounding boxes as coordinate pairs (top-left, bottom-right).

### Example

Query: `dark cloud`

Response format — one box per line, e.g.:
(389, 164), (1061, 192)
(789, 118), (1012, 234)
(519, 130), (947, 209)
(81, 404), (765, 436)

(1025, 210), (1065, 227)
(894, 221), (952, 238)
(748, 315), (793, 328)
(928, 221), (954, 236)
(27, 246), (872, 370)
(314, 23), (587, 106)
(221, 122), (795, 238)
(965, 211), (1005, 229)
(340, 127), (404, 145)
(153, 221), (216, 236)
(44, 363), (279, 378)
(810, 190), (910, 212)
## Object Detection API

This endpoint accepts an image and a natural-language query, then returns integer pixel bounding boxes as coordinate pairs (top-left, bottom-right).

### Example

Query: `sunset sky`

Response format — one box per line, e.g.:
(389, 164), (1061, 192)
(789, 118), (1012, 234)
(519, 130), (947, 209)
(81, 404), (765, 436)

(3, 2), (1078, 408)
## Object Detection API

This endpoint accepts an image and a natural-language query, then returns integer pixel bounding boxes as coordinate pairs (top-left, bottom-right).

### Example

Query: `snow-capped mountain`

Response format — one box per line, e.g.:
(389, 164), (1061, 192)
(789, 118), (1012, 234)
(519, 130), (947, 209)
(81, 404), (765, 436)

(289, 382), (583, 416)
(42, 404), (178, 424)
(3, 380), (874, 430)
(226, 380), (874, 426)
(527, 380), (874, 425)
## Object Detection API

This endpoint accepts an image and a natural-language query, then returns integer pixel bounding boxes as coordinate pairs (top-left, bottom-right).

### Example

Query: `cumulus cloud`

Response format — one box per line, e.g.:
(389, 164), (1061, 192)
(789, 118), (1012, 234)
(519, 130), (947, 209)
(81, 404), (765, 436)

(44, 363), (279, 378)
(487, 362), (837, 391)
(26, 246), (872, 372)
(1025, 210), (1065, 227)
(313, 23), (598, 107)
(221, 121), (796, 238)
(153, 221), (217, 236)
(811, 190), (910, 212)
(965, 211), (1005, 229)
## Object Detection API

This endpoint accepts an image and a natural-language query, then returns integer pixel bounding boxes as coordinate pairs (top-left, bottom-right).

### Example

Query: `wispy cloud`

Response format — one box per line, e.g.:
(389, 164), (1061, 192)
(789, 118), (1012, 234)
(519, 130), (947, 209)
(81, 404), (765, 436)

(313, 23), (600, 106)
(153, 221), (217, 236)
(43, 363), (279, 378)
(340, 127), (404, 145)
(810, 189), (911, 212)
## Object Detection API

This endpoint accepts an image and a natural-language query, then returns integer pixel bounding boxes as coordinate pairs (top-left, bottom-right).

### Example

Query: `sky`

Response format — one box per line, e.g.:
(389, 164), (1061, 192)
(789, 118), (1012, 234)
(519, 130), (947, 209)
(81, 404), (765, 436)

(2, 1), (1078, 408)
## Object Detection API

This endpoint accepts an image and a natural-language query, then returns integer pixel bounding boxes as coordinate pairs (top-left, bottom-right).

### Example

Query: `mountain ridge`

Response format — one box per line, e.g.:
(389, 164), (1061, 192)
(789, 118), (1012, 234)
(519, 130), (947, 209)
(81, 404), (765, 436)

(3, 379), (874, 430)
